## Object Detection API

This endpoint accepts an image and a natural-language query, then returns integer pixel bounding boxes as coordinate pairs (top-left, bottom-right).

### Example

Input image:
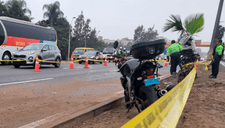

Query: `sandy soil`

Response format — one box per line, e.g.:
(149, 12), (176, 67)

(0, 79), (123, 128)
(76, 65), (225, 128)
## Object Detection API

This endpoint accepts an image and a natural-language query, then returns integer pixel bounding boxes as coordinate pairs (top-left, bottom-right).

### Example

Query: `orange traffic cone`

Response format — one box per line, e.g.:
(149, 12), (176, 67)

(104, 57), (107, 66)
(69, 55), (75, 69)
(34, 54), (41, 72)
(195, 64), (198, 69)
(84, 55), (89, 68)
(164, 59), (168, 67)
(195, 57), (199, 69)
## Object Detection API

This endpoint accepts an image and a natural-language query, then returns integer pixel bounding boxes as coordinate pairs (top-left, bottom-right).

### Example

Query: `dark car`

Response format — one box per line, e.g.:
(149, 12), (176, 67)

(101, 47), (115, 61)
(78, 50), (103, 64)
(72, 47), (94, 60)
(12, 43), (61, 68)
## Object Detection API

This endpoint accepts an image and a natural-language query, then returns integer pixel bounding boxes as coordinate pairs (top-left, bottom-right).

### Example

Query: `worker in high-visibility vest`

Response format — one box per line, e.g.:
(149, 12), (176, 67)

(167, 40), (183, 75)
(209, 39), (224, 78)
(220, 40), (224, 60)
(122, 47), (127, 56)
(117, 47), (123, 55)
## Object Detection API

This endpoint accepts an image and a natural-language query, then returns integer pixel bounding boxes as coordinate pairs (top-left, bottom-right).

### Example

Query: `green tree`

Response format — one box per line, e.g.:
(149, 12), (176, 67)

(134, 25), (158, 43)
(163, 13), (204, 37)
(43, 1), (64, 27)
(4, 0), (32, 21)
(0, 1), (8, 16)
(71, 12), (103, 51)
(35, 19), (50, 27)
(54, 18), (69, 60)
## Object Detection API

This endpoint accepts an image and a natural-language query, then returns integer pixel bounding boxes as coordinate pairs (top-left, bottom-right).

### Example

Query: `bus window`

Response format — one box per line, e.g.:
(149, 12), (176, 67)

(0, 22), (5, 45)
(2, 20), (57, 42)
(49, 34), (56, 41)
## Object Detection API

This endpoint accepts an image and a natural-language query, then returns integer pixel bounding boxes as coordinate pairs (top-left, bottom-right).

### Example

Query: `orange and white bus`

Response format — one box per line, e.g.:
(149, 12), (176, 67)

(0, 16), (57, 64)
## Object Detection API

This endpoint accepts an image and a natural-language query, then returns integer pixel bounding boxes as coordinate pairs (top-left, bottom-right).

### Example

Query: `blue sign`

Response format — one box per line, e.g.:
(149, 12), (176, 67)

(144, 78), (160, 86)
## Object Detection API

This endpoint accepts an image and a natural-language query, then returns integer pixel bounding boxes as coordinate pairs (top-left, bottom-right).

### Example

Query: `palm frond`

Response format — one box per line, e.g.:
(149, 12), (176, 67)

(184, 13), (204, 35)
(163, 14), (185, 35)
(42, 4), (49, 11)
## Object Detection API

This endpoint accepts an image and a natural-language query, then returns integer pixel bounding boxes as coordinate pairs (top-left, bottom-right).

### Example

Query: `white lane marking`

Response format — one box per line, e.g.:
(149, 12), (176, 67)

(18, 114), (58, 128)
(0, 78), (54, 87)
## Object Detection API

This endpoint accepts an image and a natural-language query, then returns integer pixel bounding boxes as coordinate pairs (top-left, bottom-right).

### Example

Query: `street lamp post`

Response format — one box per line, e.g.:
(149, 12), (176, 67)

(85, 34), (86, 48)
(208, 0), (224, 60)
(68, 17), (76, 61)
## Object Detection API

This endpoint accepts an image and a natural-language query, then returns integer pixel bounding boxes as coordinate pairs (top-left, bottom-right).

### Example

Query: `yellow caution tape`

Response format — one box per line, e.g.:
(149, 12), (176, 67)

(122, 67), (196, 128)
(0, 58), (102, 63)
(88, 58), (104, 62)
(182, 61), (212, 67)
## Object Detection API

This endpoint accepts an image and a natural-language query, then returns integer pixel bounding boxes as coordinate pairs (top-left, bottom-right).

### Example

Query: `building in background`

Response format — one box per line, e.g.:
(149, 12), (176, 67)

(99, 36), (134, 46)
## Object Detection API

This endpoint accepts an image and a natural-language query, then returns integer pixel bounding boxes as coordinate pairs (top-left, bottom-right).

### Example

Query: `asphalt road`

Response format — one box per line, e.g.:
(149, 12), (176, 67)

(0, 61), (170, 87)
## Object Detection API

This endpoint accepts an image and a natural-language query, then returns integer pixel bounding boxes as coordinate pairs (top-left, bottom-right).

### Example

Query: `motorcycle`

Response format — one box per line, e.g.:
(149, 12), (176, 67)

(113, 40), (176, 112)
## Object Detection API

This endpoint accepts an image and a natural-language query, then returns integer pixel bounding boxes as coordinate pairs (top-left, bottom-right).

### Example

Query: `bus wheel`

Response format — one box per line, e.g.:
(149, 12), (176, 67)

(2, 52), (11, 65)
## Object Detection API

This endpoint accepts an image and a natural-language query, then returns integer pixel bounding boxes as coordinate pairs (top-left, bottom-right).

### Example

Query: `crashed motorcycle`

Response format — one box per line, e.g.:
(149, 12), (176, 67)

(113, 40), (175, 112)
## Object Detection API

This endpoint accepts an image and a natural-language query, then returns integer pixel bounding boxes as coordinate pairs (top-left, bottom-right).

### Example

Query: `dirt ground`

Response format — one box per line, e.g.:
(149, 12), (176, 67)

(1, 65), (225, 128)
(76, 65), (225, 128)
(0, 78), (123, 128)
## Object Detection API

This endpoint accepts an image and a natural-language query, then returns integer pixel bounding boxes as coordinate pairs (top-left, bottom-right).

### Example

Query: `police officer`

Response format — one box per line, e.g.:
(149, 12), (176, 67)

(122, 47), (127, 56)
(220, 40), (224, 60)
(117, 47), (123, 55)
(209, 39), (224, 78)
(167, 40), (183, 75)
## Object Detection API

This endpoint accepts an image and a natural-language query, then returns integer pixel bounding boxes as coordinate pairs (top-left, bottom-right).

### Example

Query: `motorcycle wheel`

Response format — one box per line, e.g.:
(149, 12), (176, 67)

(139, 85), (158, 110)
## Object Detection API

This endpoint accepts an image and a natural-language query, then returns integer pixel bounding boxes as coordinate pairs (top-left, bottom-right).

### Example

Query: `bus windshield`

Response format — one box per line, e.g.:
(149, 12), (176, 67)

(22, 43), (44, 50)
(0, 22), (5, 46)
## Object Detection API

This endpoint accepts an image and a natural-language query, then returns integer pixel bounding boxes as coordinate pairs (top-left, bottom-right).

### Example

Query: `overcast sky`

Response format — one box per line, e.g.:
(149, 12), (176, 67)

(3, 0), (225, 42)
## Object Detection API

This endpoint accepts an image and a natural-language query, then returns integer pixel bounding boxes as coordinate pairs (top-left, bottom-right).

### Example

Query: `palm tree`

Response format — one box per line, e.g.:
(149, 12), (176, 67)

(163, 13), (204, 83)
(5, 0), (33, 21)
(163, 13), (204, 37)
(43, 1), (64, 27)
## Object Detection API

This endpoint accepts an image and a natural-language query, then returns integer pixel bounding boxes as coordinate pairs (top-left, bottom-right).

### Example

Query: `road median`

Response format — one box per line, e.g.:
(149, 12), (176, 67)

(19, 73), (172, 128)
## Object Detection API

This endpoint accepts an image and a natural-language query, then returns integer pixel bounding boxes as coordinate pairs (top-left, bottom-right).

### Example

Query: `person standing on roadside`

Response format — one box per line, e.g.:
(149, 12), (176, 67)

(209, 39), (224, 78)
(117, 47), (123, 55)
(167, 40), (183, 75)
(122, 47), (127, 56)
(221, 40), (224, 60)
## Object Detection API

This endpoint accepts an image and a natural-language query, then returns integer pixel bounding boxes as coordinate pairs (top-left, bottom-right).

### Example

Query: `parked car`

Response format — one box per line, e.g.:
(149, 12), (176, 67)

(12, 43), (61, 68)
(101, 47), (115, 62)
(72, 47), (94, 60)
(78, 50), (103, 64)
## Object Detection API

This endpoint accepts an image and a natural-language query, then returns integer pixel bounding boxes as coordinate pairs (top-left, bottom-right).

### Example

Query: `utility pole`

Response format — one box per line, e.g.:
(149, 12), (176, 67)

(68, 17), (76, 61)
(208, 0), (224, 60)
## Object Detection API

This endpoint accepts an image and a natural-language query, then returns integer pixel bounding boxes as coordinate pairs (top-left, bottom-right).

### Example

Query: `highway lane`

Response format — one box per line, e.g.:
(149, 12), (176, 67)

(0, 61), (170, 87)
(0, 61), (170, 128)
